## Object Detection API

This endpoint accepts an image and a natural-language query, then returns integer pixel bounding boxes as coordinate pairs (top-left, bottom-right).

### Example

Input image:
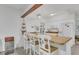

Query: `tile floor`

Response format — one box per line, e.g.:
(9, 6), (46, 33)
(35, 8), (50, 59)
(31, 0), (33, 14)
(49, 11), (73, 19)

(71, 44), (79, 55)
(0, 47), (26, 55)
(0, 44), (79, 55)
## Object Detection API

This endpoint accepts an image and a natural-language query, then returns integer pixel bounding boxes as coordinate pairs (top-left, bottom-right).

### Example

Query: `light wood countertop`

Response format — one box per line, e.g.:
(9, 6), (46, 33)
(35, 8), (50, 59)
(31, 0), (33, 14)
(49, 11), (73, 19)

(30, 32), (39, 35)
(28, 32), (71, 45)
(50, 36), (71, 45)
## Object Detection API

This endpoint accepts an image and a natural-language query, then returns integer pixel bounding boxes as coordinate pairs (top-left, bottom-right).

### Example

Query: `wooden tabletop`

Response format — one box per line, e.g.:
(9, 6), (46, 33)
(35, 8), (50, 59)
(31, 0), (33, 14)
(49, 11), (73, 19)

(29, 32), (71, 45)
(50, 36), (71, 45)
(30, 32), (39, 35)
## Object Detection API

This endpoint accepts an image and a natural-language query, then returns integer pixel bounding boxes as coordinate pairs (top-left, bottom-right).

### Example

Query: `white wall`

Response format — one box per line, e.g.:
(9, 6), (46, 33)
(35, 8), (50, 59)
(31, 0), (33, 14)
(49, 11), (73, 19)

(75, 13), (79, 35)
(0, 5), (22, 51)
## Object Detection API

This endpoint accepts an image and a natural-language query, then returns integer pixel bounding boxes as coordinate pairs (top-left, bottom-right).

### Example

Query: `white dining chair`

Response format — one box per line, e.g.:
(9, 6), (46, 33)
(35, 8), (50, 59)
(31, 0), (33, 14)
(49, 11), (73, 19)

(23, 32), (31, 55)
(39, 35), (58, 55)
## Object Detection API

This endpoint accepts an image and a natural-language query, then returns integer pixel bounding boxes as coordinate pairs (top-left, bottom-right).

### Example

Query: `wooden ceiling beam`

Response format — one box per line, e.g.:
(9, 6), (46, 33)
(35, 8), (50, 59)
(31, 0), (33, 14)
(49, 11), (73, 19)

(21, 4), (43, 18)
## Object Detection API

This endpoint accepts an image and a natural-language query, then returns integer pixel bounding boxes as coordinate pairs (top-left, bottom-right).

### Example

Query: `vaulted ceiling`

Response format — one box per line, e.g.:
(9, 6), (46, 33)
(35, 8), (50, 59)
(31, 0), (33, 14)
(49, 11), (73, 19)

(1, 4), (79, 13)
(1, 4), (79, 18)
(0, 4), (31, 12)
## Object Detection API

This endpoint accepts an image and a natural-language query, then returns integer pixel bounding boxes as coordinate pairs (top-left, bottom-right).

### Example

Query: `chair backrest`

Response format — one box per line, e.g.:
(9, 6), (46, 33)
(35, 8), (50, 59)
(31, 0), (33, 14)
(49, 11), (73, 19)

(39, 34), (51, 54)
(29, 33), (38, 55)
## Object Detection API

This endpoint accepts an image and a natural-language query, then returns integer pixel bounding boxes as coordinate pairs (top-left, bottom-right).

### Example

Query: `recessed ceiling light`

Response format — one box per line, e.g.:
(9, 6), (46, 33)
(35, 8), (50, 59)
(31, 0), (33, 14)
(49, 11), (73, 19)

(37, 14), (41, 18)
(50, 13), (56, 16)
(50, 13), (55, 16)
